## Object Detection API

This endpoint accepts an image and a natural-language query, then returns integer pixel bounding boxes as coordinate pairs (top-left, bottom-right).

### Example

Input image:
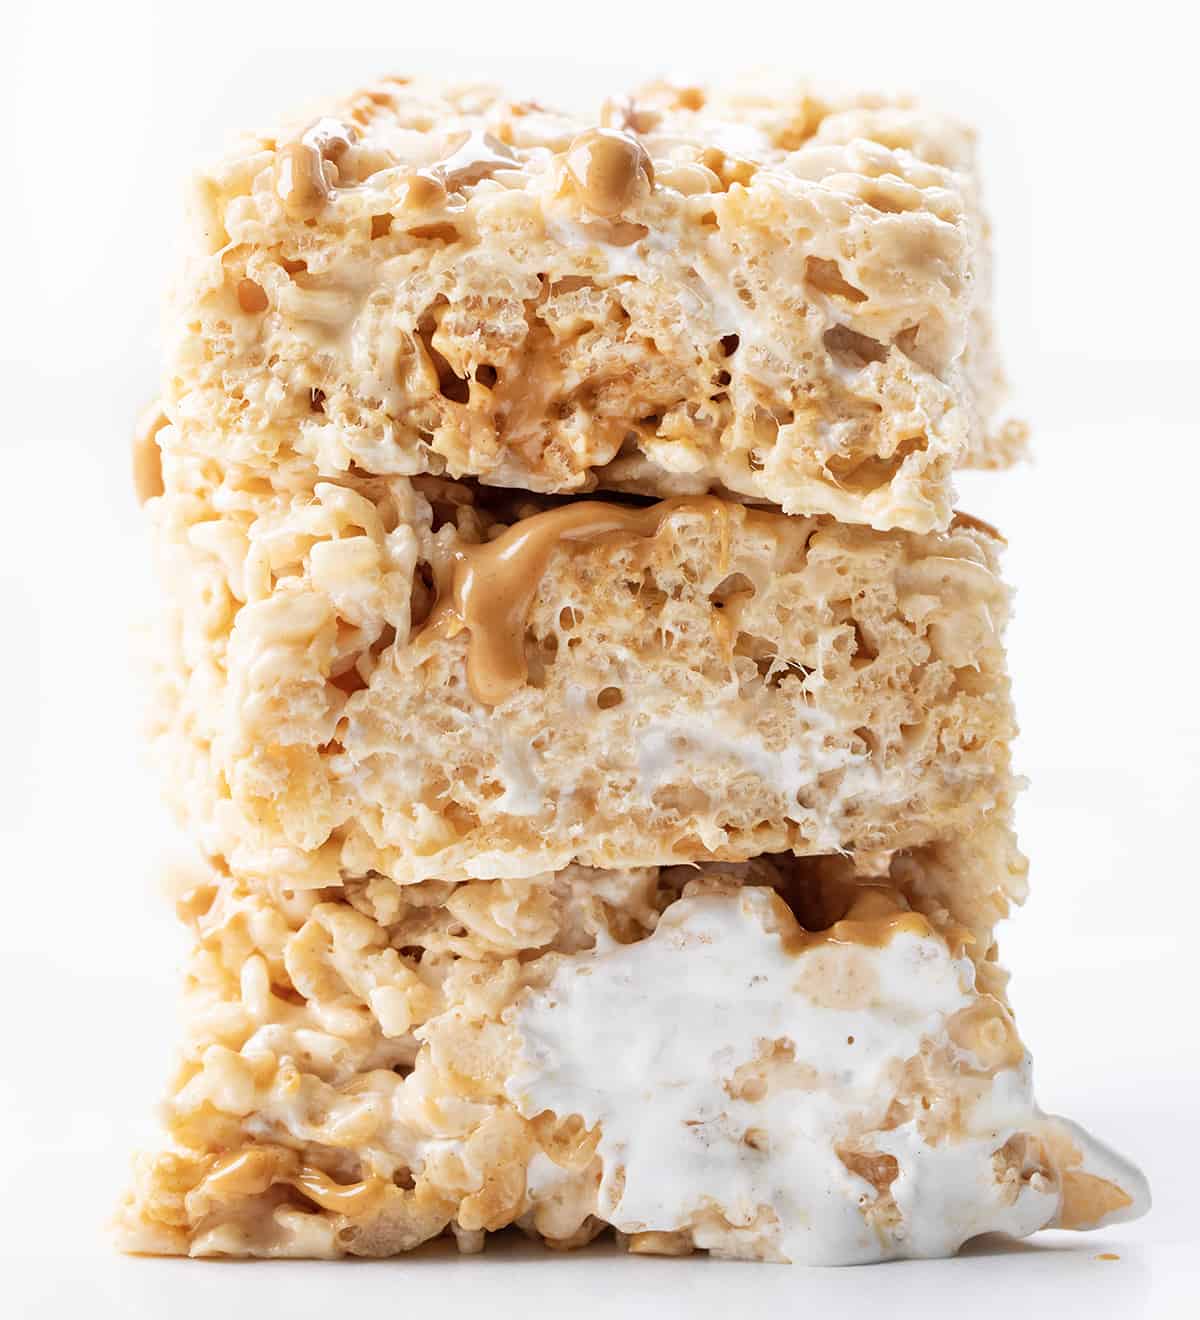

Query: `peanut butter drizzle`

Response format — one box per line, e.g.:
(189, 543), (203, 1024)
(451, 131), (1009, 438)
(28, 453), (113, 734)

(946, 996), (1026, 1072)
(419, 496), (733, 705)
(436, 128), (519, 191)
(563, 128), (654, 216)
(275, 118), (358, 217)
(1058, 1171), (1133, 1231)
(950, 510), (1005, 544)
(1038, 1127), (1137, 1231)
(203, 1146), (388, 1219)
(292, 1166), (389, 1216)
(202, 1147), (297, 1200)
(764, 883), (938, 956)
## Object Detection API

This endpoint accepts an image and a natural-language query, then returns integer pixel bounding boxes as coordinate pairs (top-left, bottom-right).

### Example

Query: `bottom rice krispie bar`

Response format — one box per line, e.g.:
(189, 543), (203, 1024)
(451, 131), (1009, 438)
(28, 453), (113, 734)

(117, 831), (1146, 1263)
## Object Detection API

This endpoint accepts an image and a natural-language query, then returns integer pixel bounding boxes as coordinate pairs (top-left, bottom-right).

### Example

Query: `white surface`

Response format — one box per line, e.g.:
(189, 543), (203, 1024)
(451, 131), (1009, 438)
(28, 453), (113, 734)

(1, 0), (1197, 1314)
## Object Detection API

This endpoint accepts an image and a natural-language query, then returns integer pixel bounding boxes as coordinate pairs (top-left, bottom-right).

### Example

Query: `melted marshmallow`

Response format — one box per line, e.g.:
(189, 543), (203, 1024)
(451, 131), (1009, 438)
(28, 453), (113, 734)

(506, 888), (1148, 1263)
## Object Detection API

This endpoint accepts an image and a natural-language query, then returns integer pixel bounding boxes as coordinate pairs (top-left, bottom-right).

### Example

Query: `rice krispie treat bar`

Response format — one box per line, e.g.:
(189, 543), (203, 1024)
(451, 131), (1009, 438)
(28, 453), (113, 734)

(117, 844), (1145, 1262)
(123, 70), (1150, 1271)
(147, 432), (1017, 889)
(167, 77), (1023, 535)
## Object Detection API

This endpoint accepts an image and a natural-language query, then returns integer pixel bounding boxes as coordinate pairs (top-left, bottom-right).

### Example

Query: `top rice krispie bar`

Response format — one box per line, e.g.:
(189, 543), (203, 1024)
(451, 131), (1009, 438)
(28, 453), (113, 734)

(168, 77), (1022, 533)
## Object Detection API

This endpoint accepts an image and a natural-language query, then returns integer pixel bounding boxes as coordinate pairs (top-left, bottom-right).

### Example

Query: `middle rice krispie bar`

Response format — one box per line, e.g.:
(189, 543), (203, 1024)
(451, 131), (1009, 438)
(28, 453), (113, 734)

(147, 423), (1017, 890)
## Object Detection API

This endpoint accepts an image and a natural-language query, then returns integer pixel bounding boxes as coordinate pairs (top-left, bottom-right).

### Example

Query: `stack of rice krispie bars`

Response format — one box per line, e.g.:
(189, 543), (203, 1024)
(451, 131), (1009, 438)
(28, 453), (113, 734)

(119, 78), (1147, 1263)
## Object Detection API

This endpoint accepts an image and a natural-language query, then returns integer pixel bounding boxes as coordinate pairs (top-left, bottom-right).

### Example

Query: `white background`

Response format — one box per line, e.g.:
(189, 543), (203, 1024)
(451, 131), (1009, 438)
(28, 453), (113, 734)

(2, 1), (1197, 1314)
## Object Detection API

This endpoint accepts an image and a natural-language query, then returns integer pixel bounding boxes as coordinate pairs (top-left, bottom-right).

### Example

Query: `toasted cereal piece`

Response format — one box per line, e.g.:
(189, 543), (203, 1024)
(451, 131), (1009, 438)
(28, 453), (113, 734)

(166, 77), (1021, 534)
(116, 847), (1145, 1262)
(147, 432), (1017, 889)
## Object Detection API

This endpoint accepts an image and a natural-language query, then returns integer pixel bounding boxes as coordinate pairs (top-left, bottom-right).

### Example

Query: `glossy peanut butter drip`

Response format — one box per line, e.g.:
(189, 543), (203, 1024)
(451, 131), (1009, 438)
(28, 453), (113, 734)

(1037, 1127), (1137, 1230)
(274, 118), (358, 217)
(1058, 1174), (1134, 1230)
(563, 128), (655, 215)
(420, 496), (732, 705)
(768, 883), (1018, 1078)
(765, 883), (939, 956)
(437, 128), (519, 190)
(946, 996), (1025, 1071)
(274, 120), (518, 218)
(949, 510), (1005, 543)
(201, 1147), (389, 1218)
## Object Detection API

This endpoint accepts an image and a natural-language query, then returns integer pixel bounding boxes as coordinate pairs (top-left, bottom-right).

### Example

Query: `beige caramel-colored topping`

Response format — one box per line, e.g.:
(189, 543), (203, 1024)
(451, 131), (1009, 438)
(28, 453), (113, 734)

(436, 128), (518, 191)
(564, 128), (654, 216)
(1039, 1127), (1136, 1231)
(950, 510), (1005, 543)
(132, 403), (168, 503)
(201, 1146), (388, 1219)
(292, 1167), (389, 1216)
(275, 144), (329, 216)
(946, 998), (1025, 1072)
(303, 117), (356, 158)
(420, 496), (730, 705)
(236, 278), (268, 314)
(837, 1148), (901, 1195)
(203, 1146), (297, 1199)
(275, 117), (357, 218)
(1059, 1171), (1134, 1231)
(765, 883), (936, 956)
